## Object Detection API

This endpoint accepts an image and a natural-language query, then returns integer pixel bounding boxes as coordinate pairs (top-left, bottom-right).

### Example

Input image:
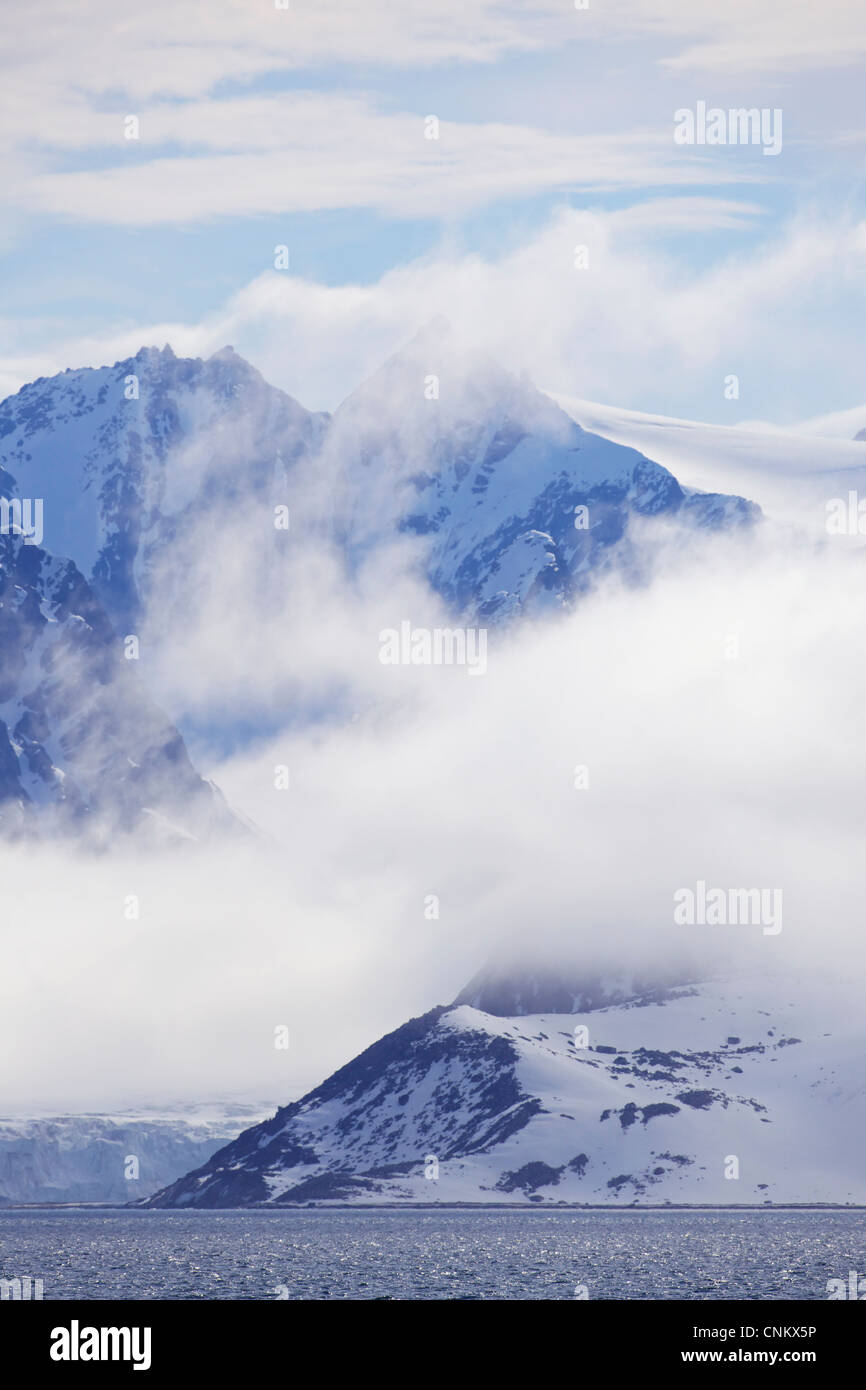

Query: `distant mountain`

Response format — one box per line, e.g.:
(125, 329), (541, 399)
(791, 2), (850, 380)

(323, 321), (759, 619)
(142, 971), (865, 1208)
(0, 343), (326, 839)
(0, 331), (760, 838)
(0, 331), (759, 637)
(0, 1103), (273, 1204)
(0, 344), (325, 635)
(0, 529), (241, 843)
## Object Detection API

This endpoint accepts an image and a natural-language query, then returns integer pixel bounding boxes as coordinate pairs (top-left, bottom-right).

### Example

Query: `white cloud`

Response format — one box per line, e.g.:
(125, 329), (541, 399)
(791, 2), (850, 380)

(648, 0), (866, 74)
(16, 94), (737, 226)
(3, 2), (863, 234)
(4, 0), (866, 1122)
(2, 203), (865, 424)
(3, 521), (866, 1109)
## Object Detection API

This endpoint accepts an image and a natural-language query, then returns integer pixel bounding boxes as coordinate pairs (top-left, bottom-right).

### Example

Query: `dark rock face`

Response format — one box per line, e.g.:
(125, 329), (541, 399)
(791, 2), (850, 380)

(496, 1161), (564, 1194)
(640, 1103), (681, 1124)
(676, 1090), (716, 1110)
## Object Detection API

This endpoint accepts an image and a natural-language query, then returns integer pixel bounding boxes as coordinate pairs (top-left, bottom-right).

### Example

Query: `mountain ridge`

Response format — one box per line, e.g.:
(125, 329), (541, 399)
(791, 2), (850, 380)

(0, 329), (760, 839)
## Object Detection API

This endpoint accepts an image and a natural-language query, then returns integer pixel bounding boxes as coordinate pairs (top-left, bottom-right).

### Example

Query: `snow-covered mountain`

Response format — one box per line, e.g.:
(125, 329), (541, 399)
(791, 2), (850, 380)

(0, 331), (761, 639)
(0, 330), (759, 838)
(0, 344), (325, 634)
(324, 321), (759, 619)
(0, 1103), (273, 1205)
(0, 344), (326, 839)
(143, 970), (866, 1208)
(0, 529), (239, 843)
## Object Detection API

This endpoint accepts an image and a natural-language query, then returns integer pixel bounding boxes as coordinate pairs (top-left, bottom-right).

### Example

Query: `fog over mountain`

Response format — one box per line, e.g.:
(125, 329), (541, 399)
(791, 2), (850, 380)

(1, 335), (865, 1208)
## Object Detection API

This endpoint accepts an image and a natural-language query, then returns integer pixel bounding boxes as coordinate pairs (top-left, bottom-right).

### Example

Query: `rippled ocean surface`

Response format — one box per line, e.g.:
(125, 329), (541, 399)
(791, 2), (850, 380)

(0, 1209), (862, 1300)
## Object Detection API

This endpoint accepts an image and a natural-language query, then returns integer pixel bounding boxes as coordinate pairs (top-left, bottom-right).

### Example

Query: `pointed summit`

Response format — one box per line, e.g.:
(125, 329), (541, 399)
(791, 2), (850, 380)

(208, 344), (243, 363)
(323, 326), (758, 618)
(0, 347), (325, 632)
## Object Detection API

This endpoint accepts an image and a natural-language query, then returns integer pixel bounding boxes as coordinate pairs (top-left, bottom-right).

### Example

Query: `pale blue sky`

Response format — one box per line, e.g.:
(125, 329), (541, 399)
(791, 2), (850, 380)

(2, 1), (865, 424)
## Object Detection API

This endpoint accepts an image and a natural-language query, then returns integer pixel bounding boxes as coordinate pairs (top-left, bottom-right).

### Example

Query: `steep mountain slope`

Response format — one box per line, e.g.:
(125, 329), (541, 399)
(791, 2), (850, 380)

(144, 973), (866, 1208)
(0, 344), (325, 634)
(0, 529), (239, 843)
(0, 1103), (273, 1205)
(324, 322), (759, 619)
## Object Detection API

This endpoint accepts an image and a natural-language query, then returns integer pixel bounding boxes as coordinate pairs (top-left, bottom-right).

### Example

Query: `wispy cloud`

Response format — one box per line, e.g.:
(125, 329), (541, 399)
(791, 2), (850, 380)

(14, 95), (742, 226)
(3, 203), (862, 425)
(3, 1), (861, 231)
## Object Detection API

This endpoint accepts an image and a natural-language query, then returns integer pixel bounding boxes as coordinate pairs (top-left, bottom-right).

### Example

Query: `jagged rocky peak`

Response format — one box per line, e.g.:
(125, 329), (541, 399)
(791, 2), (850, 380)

(329, 316), (587, 478)
(0, 333), (761, 641)
(0, 343), (326, 633)
(322, 321), (760, 619)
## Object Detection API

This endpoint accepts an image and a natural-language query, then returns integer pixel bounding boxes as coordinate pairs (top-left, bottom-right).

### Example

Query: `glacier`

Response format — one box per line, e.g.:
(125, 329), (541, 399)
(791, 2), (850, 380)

(0, 1103), (273, 1205)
